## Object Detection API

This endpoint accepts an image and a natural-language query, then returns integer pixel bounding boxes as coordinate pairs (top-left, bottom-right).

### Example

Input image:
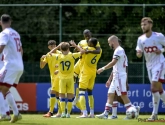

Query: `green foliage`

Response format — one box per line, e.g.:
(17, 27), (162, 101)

(0, 1), (164, 62)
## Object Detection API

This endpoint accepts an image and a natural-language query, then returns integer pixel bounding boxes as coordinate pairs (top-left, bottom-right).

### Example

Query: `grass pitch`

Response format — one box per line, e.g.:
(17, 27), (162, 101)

(1, 114), (165, 125)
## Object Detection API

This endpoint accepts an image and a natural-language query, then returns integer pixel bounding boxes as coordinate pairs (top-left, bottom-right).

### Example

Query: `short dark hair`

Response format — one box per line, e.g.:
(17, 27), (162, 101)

(61, 42), (70, 51)
(89, 38), (98, 47)
(48, 40), (56, 45)
(83, 29), (91, 34)
(1, 14), (11, 23)
(141, 17), (153, 24)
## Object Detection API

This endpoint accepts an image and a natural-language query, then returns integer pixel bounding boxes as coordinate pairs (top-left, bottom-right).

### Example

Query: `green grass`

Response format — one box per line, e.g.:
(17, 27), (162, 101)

(1, 114), (165, 125)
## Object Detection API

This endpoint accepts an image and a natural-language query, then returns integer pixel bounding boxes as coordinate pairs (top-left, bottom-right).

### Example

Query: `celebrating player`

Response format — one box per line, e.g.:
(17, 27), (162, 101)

(40, 40), (62, 118)
(136, 17), (165, 121)
(73, 29), (101, 116)
(50, 42), (84, 118)
(0, 14), (23, 123)
(96, 35), (140, 119)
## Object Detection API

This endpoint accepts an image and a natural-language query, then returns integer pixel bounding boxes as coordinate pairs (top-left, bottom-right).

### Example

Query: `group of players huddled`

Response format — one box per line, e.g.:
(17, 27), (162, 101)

(40, 29), (140, 119)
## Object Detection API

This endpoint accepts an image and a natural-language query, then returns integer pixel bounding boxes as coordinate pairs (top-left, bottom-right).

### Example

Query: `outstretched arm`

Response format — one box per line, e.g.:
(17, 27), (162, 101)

(86, 46), (101, 54)
(97, 59), (117, 74)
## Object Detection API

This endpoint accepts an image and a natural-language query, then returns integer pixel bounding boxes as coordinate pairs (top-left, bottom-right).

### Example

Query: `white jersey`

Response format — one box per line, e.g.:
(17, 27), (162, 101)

(112, 46), (128, 78)
(0, 28), (23, 70)
(136, 32), (165, 69)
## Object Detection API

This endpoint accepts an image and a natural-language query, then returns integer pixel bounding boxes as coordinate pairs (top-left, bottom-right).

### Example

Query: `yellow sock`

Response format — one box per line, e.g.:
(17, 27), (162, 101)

(49, 97), (56, 113)
(88, 95), (94, 113)
(76, 101), (81, 110)
(79, 95), (86, 110)
(67, 101), (72, 114)
(60, 101), (65, 113)
(57, 99), (62, 114)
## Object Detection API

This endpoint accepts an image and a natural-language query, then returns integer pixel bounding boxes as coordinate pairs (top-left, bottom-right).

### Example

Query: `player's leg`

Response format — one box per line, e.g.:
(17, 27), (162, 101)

(65, 78), (75, 118)
(77, 74), (89, 118)
(96, 80), (116, 119)
(87, 75), (95, 118)
(43, 78), (56, 117)
(4, 96), (11, 121)
(158, 68), (165, 103)
(8, 71), (23, 123)
(59, 79), (66, 118)
(109, 95), (118, 119)
(148, 66), (162, 121)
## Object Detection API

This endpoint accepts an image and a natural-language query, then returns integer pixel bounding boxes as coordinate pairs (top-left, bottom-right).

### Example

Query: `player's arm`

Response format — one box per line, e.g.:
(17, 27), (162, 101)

(49, 42), (63, 53)
(40, 55), (47, 69)
(86, 46), (101, 54)
(70, 40), (85, 54)
(97, 58), (117, 74)
(136, 39), (143, 58)
(105, 71), (113, 88)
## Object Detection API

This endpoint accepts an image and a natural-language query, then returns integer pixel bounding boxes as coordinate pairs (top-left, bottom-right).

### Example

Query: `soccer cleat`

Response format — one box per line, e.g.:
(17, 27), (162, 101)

(88, 114), (95, 118)
(135, 106), (140, 119)
(108, 115), (118, 119)
(43, 112), (53, 117)
(66, 113), (70, 118)
(96, 113), (108, 119)
(51, 113), (61, 118)
(10, 113), (22, 123)
(76, 114), (88, 118)
(148, 114), (158, 121)
(61, 113), (66, 118)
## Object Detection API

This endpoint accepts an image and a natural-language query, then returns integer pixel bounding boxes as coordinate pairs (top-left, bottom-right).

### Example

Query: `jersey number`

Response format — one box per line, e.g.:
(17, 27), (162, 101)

(91, 55), (97, 64)
(60, 61), (71, 71)
(14, 38), (21, 52)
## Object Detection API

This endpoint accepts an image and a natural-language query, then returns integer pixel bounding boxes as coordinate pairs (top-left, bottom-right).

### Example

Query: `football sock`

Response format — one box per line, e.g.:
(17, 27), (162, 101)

(104, 103), (112, 115)
(88, 95), (94, 115)
(112, 101), (118, 116)
(4, 99), (10, 115)
(60, 98), (66, 113)
(57, 97), (62, 114)
(0, 92), (6, 116)
(6, 92), (19, 115)
(67, 99), (73, 114)
(49, 94), (56, 113)
(124, 102), (132, 110)
(79, 91), (86, 111)
(152, 92), (160, 115)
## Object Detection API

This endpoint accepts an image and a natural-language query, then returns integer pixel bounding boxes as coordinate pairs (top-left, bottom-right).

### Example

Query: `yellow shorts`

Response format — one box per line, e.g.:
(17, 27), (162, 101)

(59, 78), (74, 94)
(51, 76), (59, 92)
(79, 72), (96, 90)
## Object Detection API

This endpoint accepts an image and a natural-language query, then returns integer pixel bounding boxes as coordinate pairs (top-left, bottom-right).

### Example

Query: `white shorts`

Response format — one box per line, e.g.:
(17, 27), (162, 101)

(147, 63), (164, 83)
(0, 67), (23, 87)
(108, 74), (127, 96)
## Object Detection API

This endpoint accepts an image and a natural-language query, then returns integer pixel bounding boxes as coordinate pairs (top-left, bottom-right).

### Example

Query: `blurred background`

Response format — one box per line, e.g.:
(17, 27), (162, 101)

(0, 0), (165, 84)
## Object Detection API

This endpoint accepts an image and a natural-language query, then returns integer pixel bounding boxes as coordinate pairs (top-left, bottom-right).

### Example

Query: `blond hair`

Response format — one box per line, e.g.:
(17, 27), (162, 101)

(141, 17), (153, 24)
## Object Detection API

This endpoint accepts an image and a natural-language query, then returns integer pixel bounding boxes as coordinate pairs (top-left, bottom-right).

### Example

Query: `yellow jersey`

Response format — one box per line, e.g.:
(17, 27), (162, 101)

(82, 47), (102, 73)
(42, 50), (61, 79)
(56, 52), (81, 79)
(78, 39), (101, 66)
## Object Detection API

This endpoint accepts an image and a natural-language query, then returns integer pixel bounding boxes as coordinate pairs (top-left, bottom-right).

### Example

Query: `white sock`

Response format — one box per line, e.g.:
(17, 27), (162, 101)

(112, 101), (118, 116)
(152, 92), (160, 115)
(4, 99), (10, 113)
(160, 91), (165, 103)
(90, 109), (94, 115)
(104, 103), (112, 115)
(6, 92), (19, 115)
(124, 102), (132, 110)
(0, 92), (6, 116)
(82, 110), (87, 115)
